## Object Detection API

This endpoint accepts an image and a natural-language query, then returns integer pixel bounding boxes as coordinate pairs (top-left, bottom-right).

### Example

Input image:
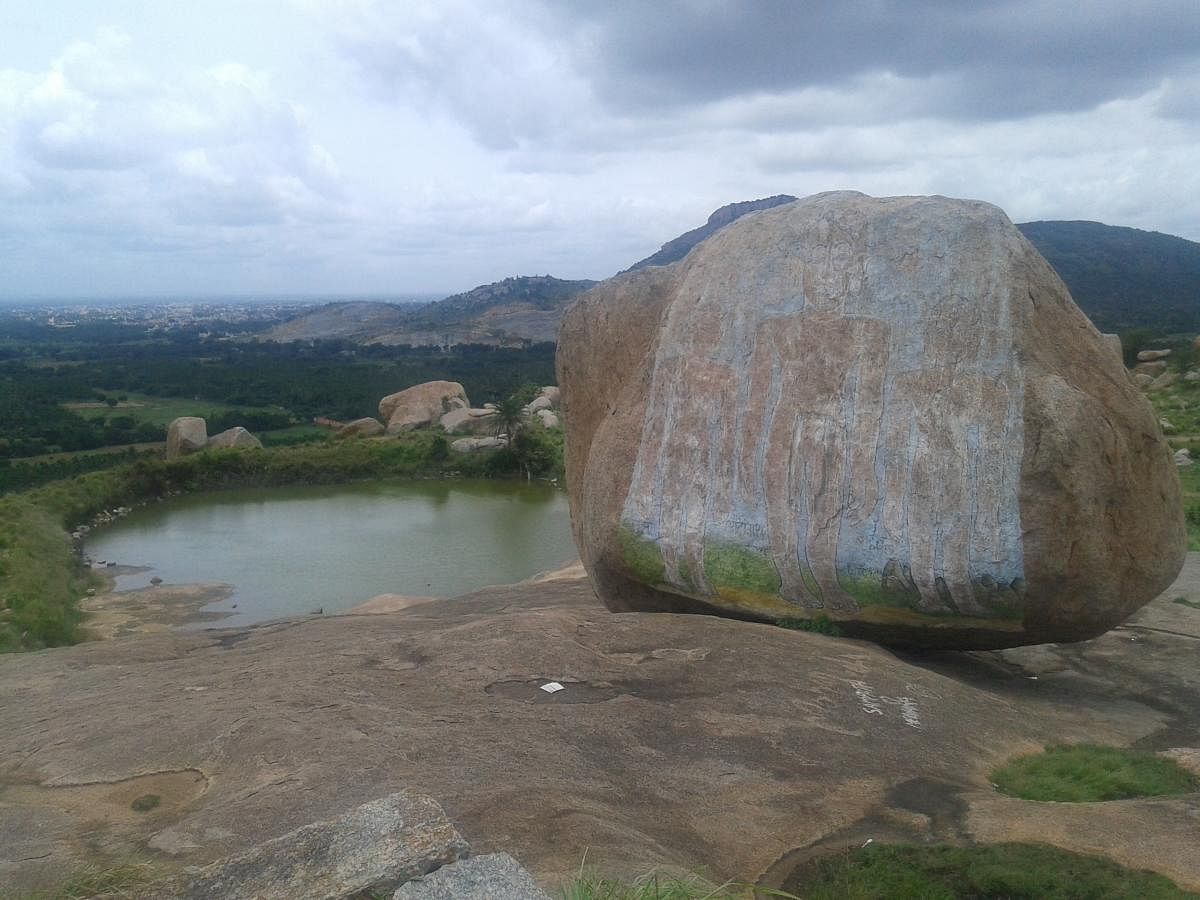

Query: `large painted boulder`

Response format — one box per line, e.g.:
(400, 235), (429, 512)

(558, 192), (1186, 649)
(379, 381), (468, 434)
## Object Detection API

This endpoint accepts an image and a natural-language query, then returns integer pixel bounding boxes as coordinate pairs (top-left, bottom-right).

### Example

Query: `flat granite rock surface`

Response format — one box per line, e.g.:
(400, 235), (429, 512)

(1, 557), (1198, 894)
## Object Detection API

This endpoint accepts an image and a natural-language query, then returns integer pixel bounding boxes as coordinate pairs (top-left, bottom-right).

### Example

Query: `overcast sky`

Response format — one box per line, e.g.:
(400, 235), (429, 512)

(2, 0), (1199, 300)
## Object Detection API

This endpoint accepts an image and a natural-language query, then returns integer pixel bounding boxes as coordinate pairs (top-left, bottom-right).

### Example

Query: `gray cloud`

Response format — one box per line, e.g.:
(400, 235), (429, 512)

(552, 0), (1200, 120)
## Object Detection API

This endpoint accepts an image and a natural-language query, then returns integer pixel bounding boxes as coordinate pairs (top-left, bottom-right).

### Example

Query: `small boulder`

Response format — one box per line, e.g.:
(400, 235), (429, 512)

(1138, 348), (1172, 362)
(379, 382), (469, 434)
(451, 436), (506, 453)
(1184, 370), (1200, 382)
(1132, 360), (1168, 377)
(536, 409), (560, 429)
(337, 417), (385, 439)
(537, 385), (561, 408)
(1133, 373), (1155, 389)
(1149, 371), (1179, 391)
(440, 407), (497, 435)
(207, 427), (263, 450)
(525, 395), (553, 414)
(166, 417), (207, 459)
(1161, 418), (1176, 433)
(1176, 448), (1194, 467)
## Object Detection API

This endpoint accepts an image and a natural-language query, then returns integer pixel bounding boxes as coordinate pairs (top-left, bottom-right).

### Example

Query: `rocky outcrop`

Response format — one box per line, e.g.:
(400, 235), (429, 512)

(3, 566), (1200, 894)
(380, 382), (468, 434)
(166, 417), (208, 459)
(206, 427), (263, 450)
(172, 791), (468, 899)
(337, 417), (385, 439)
(1133, 360), (1168, 377)
(558, 191), (1185, 649)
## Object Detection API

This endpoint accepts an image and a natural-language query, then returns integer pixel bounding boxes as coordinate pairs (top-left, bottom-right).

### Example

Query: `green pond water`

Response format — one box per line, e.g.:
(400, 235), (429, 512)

(84, 480), (577, 628)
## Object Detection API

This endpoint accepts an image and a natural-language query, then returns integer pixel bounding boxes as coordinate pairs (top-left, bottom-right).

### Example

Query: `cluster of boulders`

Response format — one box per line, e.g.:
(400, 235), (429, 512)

(166, 417), (264, 460)
(1130, 347), (1181, 392)
(69, 506), (133, 543)
(334, 382), (562, 452)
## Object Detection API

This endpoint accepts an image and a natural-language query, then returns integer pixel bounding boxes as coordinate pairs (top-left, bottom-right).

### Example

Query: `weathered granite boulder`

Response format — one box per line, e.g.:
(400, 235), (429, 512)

(538, 385), (561, 408)
(439, 407), (497, 435)
(536, 409), (559, 429)
(206, 426), (263, 450)
(337, 417), (385, 438)
(1138, 348), (1172, 362)
(1133, 360), (1168, 377)
(380, 381), (469, 434)
(1149, 371), (1179, 391)
(391, 853), (551, 900)
(171, 791), (467, 899)
(166, 417), (208, 459)
(558, 191), (1186, 649)
(451, 436), (506, 453)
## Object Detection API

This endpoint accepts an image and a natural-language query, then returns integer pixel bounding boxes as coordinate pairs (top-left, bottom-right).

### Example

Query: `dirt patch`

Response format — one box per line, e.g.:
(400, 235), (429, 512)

(80, 583), (235, 640)
(1, 769), (209, 830)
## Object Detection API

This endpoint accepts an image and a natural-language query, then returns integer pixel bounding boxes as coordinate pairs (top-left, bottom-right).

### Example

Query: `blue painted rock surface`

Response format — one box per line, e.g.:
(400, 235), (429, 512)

(558, 192), (1185, 648)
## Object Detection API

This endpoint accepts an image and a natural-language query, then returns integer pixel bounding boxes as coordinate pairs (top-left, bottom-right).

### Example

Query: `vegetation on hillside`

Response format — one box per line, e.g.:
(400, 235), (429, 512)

(1019, 221), (1200, 333)
(0, 316), (556, 459)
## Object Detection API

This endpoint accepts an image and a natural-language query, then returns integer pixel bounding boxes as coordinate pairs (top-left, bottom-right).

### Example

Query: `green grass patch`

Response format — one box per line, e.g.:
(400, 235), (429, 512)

(792, 841), (1195, 899)
(65, 392), (274, 429)
(619, 525), (666, 585)
(703, 542), (780, 595)
(991, 743), (1199, 802)
(15, 859), (162, 899)
(561, 870), (795, 900)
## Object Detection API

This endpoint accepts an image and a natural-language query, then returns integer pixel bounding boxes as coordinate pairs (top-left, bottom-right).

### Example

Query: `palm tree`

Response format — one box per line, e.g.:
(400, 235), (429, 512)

(492, 395), (526, 446)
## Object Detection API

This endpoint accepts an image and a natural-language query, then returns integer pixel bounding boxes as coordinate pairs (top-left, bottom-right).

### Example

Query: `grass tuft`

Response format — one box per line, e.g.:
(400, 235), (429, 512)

(792, 842), (1195, 900)
(990, 743), (1199, 802)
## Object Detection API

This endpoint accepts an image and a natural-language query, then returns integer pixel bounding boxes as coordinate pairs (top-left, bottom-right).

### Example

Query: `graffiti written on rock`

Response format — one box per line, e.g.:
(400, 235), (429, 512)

(850, 680), (922, 728)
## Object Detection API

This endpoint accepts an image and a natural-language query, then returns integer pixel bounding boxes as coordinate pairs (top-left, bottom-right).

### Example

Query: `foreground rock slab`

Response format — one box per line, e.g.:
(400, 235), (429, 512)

(2, 561), (1199, 894)
(559, 191), (1185, 649)
(392, 853), (551, 900)
(169, 791), (467, 900)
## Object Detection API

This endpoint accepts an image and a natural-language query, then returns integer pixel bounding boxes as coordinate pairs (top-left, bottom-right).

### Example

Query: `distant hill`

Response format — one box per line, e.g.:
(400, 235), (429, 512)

(264, 207), (1200, 347)
(262, 275), (596, 347)
(1017, 221), (1200, 333)
(623, 195), (799, 272)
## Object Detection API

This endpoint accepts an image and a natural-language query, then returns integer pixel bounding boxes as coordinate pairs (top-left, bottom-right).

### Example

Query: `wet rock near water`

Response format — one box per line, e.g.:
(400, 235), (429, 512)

(559, 191), (1185, 649)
